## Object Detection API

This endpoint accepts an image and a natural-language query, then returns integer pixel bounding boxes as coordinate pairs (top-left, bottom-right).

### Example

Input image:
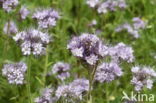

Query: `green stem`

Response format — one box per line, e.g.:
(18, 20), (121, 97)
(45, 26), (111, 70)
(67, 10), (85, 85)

(27, 56), (32, 103)
(43, 46), (49, 87)
(3, 19), (10, 59)
(87, 65), (97, 103)
(106, 83), (109, 103)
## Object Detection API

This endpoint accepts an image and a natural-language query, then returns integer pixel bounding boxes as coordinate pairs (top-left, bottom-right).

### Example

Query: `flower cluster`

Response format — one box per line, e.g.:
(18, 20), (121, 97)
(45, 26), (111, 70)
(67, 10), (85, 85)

(86, 0), (99, 8)
(67, 33), (104, 65)
(86, 0), (127, 14)
(2, 62), (27, 84)
(52, 62), (70, 80)
(108, 42), (134, 63)
(1, 0), (19, 12)
(19, 6), (30, 20)
(35, 88), (56, 103)
(68, 33), (134, 66)
(131, 66), (156, 91)
(3, 21), (18, 34)
(115, 17), (146, 38)
(95, 62), (123, 83)
(55, 78), (89, 101)
(13, 29), (51, 55)
(32, 8), (60, 29)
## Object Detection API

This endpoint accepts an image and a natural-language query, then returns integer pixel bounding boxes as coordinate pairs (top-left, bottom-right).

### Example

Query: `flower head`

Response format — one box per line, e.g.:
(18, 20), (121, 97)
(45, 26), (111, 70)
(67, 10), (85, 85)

(1, 0), (19, 12)
(35, 88), (56, 103)
(97, 0), (127, 14)
(115, 17), (146, 38)
(108, 43), (134, 63)
(52, 62), (70, 80)
(3, 21), (18, 34)
(55, 78), (89, 100)
(95, 62), (123, 83)
(13, 29), (51, 55)
(32, 8), (60, 29)
(67, 33), (105, 65)
(132, 17), (146, 29)
(2, 62), (27, 84)
(20, 6), (30, 19)
(86, 0), (99, 8)
(131, 66), (156, 91)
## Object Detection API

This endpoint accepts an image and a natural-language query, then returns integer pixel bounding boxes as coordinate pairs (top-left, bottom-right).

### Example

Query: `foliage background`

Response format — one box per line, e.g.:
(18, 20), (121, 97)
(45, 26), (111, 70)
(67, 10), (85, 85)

(0, 0), (156, 103)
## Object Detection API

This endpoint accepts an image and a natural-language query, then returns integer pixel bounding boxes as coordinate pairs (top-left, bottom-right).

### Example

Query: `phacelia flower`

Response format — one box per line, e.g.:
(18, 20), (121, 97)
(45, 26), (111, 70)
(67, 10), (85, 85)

(69, 78), (89, 99)
(131, 66), (156, 91)
(55, 78), (89, 100)
(132, 17), (146, 30)
(3, 21), (18, 34)
(115, 17), (146, 38)
(52, 62), (70, 80)
(88, 19), (97, 27)
(95, 62), (123, 83)
(35, 88), (56, 103)
(2, 62), (27, 84)
(96, 0), (127, 14)
(19, 6), (30, 19)
(108, 42), (134, 63)
(1, 0), (19, 12)
(32, 8), (60, 29)
(86, 0), (99, 8)
(115, 23), (140, 38)
(67, 33), (106, 65)
(13, 29), (51, 55)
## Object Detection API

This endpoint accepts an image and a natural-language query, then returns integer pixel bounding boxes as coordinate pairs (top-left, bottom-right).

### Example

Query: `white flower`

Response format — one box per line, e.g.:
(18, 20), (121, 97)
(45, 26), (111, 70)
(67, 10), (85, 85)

(86, 0), (99, 8)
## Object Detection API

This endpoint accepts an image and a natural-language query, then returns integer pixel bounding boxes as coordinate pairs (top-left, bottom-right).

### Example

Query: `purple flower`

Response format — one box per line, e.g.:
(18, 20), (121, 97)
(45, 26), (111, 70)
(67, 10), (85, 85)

(115, 17), (146, 38)
(67, 33), (104, 65)
(86, 0), (99, 8)
(20, 6), (30, 19)
(35, 88), (56, 103)
(108, 42), (134, 63)
(95, 62), (123, 83)
(3, 21), (18, 34)
(118, 0), (127, 8)
(55, 78), (89, 100)
(2, 62), (27, 85)
(13, 29), (51, 55)
(2, 0), (18, 12)
(131, 66), (156, 91)
(97, 0), (127, 14)
(132, 17), (146, 29)
(32, 8), (60, 29)
(69, 78), (89, 97)
(52, 62), (70, 80)
(115, 23), (140, 38)
(97, 1), (109, 14)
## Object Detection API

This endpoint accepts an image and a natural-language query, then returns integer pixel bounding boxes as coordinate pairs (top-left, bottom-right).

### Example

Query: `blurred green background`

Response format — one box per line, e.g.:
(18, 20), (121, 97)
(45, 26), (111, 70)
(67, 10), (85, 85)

(0, 0), (156, 103)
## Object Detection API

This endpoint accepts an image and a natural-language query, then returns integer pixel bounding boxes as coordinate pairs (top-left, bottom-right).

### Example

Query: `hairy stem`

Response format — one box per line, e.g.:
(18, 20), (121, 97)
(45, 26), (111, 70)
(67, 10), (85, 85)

(106, 83), (109, 103)
(43, 46), (49, 87)
(3, 19), (10, 59)
(27, 56), (32, 103)
(87, 65), (97, 103)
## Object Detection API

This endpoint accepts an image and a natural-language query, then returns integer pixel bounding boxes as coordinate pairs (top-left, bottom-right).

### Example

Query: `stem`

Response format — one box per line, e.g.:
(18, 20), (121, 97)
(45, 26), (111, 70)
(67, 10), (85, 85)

(106, 83), (109, 103)
(3, 19), (10, 59)
(43, 46), (49, 87)
(27, 56), (32, 103)
(87, 65), (97, 103)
